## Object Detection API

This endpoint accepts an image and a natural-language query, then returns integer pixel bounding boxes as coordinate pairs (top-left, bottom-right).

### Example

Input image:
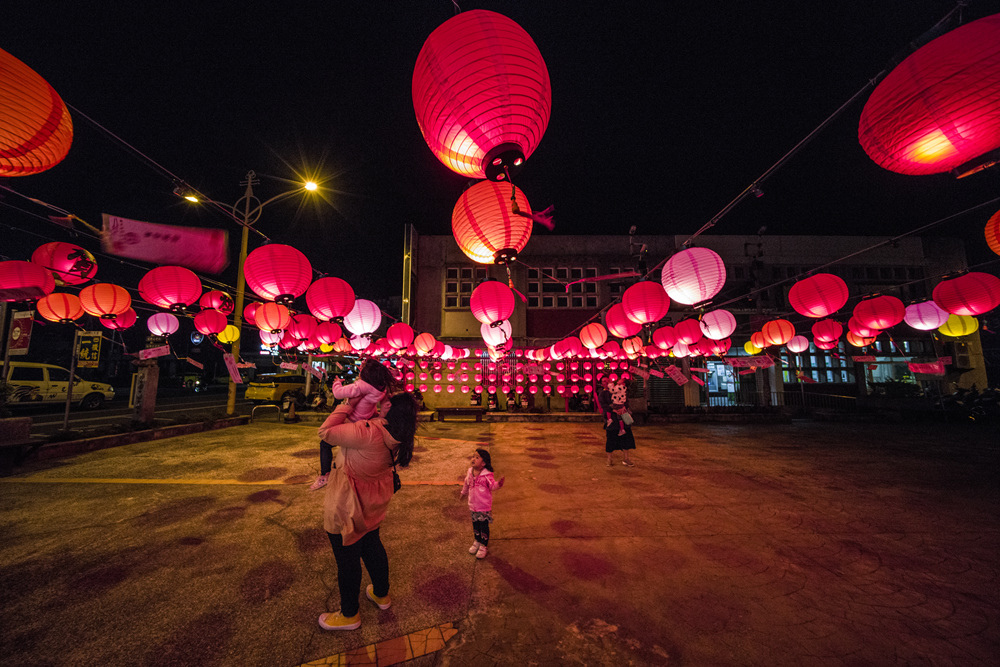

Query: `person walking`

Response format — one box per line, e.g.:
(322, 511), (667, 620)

(316, 392), (417, 631)
(460, 448), (505, 559)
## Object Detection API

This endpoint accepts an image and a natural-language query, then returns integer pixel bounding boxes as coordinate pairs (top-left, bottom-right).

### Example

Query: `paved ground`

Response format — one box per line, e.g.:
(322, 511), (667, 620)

(1, 415), (998, 666)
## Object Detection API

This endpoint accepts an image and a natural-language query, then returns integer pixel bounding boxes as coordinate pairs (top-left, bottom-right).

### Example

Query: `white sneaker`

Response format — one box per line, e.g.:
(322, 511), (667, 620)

(469, 541), (482, 554)
(475, 545), (488, 559)
(309, 474), (329, 491)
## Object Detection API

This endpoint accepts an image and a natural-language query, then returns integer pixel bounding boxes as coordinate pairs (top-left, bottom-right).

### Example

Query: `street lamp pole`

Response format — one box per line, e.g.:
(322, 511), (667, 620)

(227, 172), (257, 416)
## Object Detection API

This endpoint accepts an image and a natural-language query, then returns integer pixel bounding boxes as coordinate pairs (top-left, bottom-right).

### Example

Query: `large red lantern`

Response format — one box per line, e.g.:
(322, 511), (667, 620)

(0, 48), (73, 176)
(306, 277), (355, 321)
(101, 308), (136, 330)
(243, 302), (262, 327)
(579, 323), (608, 350)
(471, 280), (515, 325)
(605, 304), (641, 339)
(452, 180), (533, 264)
(904, 301), (950, 330)
(788, 273), (849, 318)
(987, 209), (1000, 256)
(147, 312), (179, 336)
(315, 321), (343, 346)
(287, 313), (319, 341)
(255, 302), (291, 333)
(661, 247), (726, 305)
(853, 295), (905, 330)
(414, 332), (437, 355)
(139, 266), (202, 312)
(858, 14), (1000, 177)
(674, 319), (703, 345)
(343, 299), (381, 335)
(244, 244), (312, 304)
(932, 272), (1000, 316)
(0, 260), (54, 301)
(811, 319), (843, 342)
(762, 319), (795, 346)
(815, 337), (839, 350)
(700, 309), (736, 340)
(651, 325), (677, 350)
(412, 9), (551, 181)
(622, 281), (669, 325)
(31, 242), (97, 286)
(386, 322), (415, 350)
(79, 283), (131, 318)
(36, 293), (83, 323)
(198, 290), (234, 315)
(848, 317), (881, 338)
(194, 309), (228, 335)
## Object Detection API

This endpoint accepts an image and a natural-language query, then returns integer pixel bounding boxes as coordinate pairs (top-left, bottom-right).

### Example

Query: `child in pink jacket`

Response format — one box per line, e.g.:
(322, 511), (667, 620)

(459, 448), (505, 559)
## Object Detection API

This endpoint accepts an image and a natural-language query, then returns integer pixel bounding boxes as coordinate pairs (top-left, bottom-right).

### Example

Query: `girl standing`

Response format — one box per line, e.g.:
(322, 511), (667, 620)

(460, 449), (505, 559)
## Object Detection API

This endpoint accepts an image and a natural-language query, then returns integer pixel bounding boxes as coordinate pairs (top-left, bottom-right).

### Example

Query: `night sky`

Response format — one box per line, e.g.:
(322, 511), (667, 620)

(4, 1), (999, 306)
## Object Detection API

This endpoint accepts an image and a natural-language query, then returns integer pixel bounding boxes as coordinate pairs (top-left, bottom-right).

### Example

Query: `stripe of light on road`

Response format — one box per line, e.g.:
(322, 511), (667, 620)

(0, 477), (463, 487)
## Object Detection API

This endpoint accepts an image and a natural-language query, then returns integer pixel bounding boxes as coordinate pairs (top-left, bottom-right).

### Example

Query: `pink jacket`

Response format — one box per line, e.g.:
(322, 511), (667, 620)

(331, 378), (389, 421)
(460, 467), (502, 512)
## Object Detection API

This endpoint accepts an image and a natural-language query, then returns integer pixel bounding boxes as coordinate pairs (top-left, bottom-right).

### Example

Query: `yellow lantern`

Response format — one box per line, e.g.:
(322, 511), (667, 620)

(938, 314), (978, 337)
(217, 324), (241, 344)
(744, 340), (761, 355)
(320, 343), (334, 353)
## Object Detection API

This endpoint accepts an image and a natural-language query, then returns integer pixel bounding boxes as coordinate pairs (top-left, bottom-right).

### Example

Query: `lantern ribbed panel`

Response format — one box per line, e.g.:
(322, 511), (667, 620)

(708, 338), (732, 356)
(387, 322), (414, 349)
(762, 319), (795, 346)
(256, 302), (291, 333)
(481, 320), (512, 347)
(987, 209), (1000, 256)
(674, 319), (703, 345)
(932, 272), (1000, 316)
(260, 330), (282, 345)
(700, 309), (736, 340)
(938, 314), (979, 337)
(306, 277), (355, 321)
(786, 335), (810, 353)
(580, 322), (608, 349)
(750, 332), (767, 349)
(412, 9), (551, 179)
(853, 295), (905, 329)
(31, 242), (97, 286)
(101, 308), (136, 330)
(244, 244), (312, 303)
(815, 338), (839, 350)
(622, 281), (670, 324)
(605, 303), (642, 338)
(661, 247), (726, 305)
(452, 181), (532, 264)
(846, 331), (876, 348)
(36, 292), (83, 322)
(0, 48), (73, 176)
(848, 316), (881, 337)
(414, 333), (436, 354)
(315, 321), (342, 345)
(672, 342), (691, 358)
(198, 290), (234, 315)
(147, 312), (179, 336)
(812, 319), (843, 342)
(904, 301), (950, 330)
(788, 273), (849, 318)
(0, 260), (54, 301)
(287, 314), (318, 341)
(858, 14), (1000, 175)
(193, 309), (228, 335)
(139, 266), (202, 310)
(218, 325), (241, 344)
(652, 325), (677, 350)
(343, 299), (381, 335)
(243, 302), (261, 327)
(471, 280), (515, 324)
(79, 283), (131, 317)
(623, 337), (644, 356)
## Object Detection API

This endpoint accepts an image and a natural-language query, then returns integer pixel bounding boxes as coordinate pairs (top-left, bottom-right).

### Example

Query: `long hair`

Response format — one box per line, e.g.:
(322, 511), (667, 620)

(384, 392), (418, 467)
(360, 359), (398, 393)
(476, 448), (494, 472)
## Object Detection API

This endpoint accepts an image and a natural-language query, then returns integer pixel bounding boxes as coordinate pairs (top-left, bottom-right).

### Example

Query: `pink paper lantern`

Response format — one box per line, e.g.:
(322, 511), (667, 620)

(315, 321), (343, 345)
(904, 301), (950, 330)
(193, 309), (228, 335)
(660, 247), (726, 305)
(306, 276), (355, 321)
(147, 312), (179, 336)
(481, 320), (512, 347)
(101, 308), (136, 330)
(343, 299), (381, 335)
(932, 272), (1000, 316)
(471, 280), (515, 325)
(244, 244), (312, 304)
(811, 319), (843, 342)
(139, 266), (202, 311)
(0, 260), (54, 301)
(287, 314), (319, 341)
(700, 309), (736, 340)
(652, 325), (677, 350)
(848, 316), (882, 338)
(788, 273), (849, 318)
(622, 281), (669, 325)
(605, 303), (642, 338)
(674, 319), (703, 345)
(786, 335), (810, 353)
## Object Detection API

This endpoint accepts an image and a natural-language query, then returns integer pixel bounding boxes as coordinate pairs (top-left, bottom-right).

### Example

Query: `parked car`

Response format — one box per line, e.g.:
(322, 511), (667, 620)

(3, 362), (115, 409)
(244, 373), (307, 404)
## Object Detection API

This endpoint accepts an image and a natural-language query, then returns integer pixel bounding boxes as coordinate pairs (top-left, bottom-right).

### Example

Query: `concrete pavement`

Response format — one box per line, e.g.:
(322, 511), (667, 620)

(1, 414), (998, 665)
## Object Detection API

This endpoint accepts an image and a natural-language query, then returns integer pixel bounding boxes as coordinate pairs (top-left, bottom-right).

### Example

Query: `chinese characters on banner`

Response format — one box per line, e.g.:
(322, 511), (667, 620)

(223, 353), (244, 383)
(102, 213), (229, 274)
(5, 310), (34, 356)
(663, 365), (688, 386)
(77, 331), (102, 368)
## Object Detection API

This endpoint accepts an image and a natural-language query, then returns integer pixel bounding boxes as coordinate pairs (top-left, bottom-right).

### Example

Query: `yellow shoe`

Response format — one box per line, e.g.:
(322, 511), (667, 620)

(366, 584), (391, 610)
(318, 611), (360, 631)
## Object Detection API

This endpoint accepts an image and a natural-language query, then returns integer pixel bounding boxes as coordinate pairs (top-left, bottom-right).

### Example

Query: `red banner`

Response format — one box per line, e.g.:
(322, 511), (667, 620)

(908, 361), (945, 376)
(102, 213), (229, 274)
(664, 365), (688, 386)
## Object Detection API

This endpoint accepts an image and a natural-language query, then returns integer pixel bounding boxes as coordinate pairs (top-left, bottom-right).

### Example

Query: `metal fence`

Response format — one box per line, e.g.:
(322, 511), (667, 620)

(705, 390), (858, 412)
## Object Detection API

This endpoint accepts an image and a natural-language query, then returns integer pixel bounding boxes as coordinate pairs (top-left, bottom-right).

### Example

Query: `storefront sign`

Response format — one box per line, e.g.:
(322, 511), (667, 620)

(5, 310), (34, 356)
(77, 331), (103, 368)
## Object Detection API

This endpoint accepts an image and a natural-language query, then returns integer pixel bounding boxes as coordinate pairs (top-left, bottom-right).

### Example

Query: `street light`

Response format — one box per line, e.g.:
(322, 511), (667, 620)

(181, 170), (317, 415)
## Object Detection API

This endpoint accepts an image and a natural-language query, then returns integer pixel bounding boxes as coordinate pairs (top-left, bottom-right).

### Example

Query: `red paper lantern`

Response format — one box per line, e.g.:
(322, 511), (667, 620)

(244, 244), (312, 304)
(932, 272), (1000, 316)
(31, 242), (97, 286)
(788, 273), (849, 318)
(0, 260), (55, 301)
(287, 314), (319, 341)
(332, 337), (352, 353)
(652, 325), (677, 350)
(471, 280), (515, 325)
(579, 323), (608, 350)
(452, 180), (533, 264)
(315, 321), (343, 345)
(412, 9), (551, 181)
(414, 332), (437, 355)
(198, 290), (234, 315)
(139, 266), (202, 312)
(811, 319), (843, 342)
(848, 316), (882, 338)
(605, 303), (642, 338)
(306, 277), (355, 321)
(904, 301), (950, 330)
(750, 331), (767, 349)
(762, 319), (795, 346)
(387, 322), (415, 350)
(707, 338), (732, 356)
(661, 247), (726, 305)
(255, 302), (291, 333)
(193, 309), (228, 335)
(147, 312), (179, 336)
(858, 14), (1000, 177)
(36, 292), (83, 322)
(622, 281), (669, 325)
(853, 295), (905, 330)
(0, 48), (73, 176)
(622, 337), (644, 357)
(243, 302), (261, 327)
(846, 331), (875, 348)
(101, 308), (136, 330)
(674, 319), (703, 345)
(987, 209), (1000, 256)
(700, 309), (736, 340)
(814, 337), (839, 350)
(343, 299), (381, 335)
(79, 283), (131, 318)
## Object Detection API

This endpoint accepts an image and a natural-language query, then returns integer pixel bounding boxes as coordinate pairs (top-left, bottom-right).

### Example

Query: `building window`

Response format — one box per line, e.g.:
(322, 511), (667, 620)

(528, 266), (598, 308)
(444, 266), (487, 308)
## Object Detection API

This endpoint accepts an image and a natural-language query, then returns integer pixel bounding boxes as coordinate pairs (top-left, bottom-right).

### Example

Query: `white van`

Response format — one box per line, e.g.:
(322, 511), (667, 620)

(4, 362), (115, 409)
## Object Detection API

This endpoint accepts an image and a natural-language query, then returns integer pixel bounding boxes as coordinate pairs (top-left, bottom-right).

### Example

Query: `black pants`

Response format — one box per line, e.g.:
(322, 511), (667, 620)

(327, 528), (389, 617)
(472, 520), (490, 547)
(319, 440), (333, 475)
